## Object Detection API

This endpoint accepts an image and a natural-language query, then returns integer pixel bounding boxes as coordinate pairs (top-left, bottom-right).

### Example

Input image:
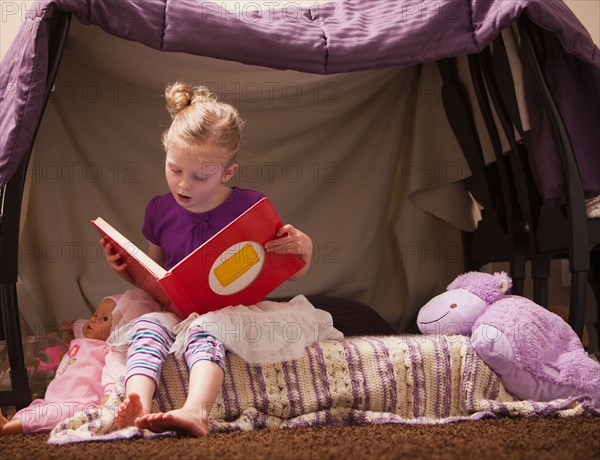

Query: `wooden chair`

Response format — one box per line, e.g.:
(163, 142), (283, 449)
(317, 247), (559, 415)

(436, 57), (528, 296)
(475, 17), (600, 342)
(0, 11), (71, 409)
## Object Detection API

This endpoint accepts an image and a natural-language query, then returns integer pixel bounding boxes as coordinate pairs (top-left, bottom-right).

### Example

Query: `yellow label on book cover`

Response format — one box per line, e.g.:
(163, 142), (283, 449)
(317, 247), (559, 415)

(208, 241), (266, 296)
(213, 242), (260, 287)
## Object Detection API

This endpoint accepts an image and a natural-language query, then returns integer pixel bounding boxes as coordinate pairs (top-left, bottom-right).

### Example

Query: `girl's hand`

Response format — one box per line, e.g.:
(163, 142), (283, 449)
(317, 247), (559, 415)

(100, 236), (128, 272)
(100, 237), (135, 285)
(264, 224), (313, 280)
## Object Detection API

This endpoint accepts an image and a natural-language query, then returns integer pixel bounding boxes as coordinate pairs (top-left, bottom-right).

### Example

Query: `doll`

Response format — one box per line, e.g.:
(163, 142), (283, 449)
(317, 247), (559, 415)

(1, 289), (162, 435)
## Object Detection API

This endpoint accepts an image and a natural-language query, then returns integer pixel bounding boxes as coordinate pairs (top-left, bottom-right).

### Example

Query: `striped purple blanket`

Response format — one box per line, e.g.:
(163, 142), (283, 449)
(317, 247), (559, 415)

(48, 335), (598, 443)
(157, 335), (598, 430)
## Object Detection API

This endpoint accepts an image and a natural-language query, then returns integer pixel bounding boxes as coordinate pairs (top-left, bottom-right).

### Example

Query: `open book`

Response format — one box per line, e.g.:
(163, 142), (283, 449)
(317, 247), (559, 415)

(92, 197), (305, 317)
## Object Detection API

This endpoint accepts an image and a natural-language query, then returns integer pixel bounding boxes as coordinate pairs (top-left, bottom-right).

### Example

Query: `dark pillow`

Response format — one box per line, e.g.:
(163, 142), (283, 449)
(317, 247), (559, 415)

(269, 294), (396, 337)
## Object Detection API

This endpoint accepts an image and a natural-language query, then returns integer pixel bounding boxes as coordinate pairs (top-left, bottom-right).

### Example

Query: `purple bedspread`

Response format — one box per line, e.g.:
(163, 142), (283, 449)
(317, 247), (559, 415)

(1, 0), (599, 202)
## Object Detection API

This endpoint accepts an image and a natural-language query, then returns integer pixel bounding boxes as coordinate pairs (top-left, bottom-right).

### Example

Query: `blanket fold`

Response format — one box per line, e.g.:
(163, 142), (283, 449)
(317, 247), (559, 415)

(47, 377), (173, 444)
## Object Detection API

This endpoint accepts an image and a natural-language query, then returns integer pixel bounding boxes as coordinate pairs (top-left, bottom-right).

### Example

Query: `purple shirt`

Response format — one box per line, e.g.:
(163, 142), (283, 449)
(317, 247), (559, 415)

(142, 187), (265, 270)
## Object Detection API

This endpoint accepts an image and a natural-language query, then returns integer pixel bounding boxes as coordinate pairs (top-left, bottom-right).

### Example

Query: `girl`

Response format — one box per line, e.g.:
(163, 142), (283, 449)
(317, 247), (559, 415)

(0, 289), (162, 435)
(102, 83), (324, 437)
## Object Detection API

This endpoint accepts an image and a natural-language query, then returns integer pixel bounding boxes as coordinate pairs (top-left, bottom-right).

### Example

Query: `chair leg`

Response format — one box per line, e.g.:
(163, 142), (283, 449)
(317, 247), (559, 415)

(511, 277), (525, 297)
(588, 251), (600, 351)
(568, 271), (588, 339)
(532, 277), (549, 308)
(0, 284), (32, 409)
(511, 255), (526, 297)
(531, 254), (552, 307)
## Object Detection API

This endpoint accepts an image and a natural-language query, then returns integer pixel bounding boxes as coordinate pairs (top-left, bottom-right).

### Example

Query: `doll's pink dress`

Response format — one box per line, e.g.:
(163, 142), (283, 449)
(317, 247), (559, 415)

(12, 320), (115, 433)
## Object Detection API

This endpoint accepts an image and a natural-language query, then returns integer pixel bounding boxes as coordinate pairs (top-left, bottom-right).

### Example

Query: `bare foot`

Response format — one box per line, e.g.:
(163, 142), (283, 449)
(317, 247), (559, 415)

(0, 410), (8, 435)
(135, 408), (209, 437)
(115, 392), (148, 428)
(1, 410), (23, 436)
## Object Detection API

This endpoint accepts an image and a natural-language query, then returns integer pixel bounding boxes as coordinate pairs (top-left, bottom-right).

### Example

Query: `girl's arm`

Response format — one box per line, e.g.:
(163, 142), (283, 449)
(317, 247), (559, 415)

(147, 241), (165, 267)
(264, 224), (313, 281)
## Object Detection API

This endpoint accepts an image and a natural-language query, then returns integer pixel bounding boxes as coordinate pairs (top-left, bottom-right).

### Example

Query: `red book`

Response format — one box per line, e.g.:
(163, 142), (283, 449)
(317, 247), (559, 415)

(91, 197), (305, 317)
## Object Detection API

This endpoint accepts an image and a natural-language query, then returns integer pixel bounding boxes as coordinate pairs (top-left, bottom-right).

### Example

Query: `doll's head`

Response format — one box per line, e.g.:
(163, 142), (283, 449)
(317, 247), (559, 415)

(83, 297), (118, 341)
(417, 271), (511, 335)
(161, 83), (242, 212)
(83, 290), (162, 341)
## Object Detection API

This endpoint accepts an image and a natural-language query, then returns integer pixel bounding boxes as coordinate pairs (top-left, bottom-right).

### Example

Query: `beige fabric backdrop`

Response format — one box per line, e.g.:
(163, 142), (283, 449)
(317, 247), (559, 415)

(17, 19), (478, 335)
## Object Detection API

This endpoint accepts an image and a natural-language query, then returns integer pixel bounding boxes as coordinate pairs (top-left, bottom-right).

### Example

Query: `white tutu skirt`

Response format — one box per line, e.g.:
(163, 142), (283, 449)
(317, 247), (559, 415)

(170, 295), (344, 364)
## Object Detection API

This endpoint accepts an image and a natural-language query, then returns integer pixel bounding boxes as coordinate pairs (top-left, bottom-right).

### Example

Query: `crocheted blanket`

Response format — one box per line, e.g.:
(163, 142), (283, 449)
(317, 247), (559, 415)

(157, 335), (599, 429)
(48, 335), (598, 443)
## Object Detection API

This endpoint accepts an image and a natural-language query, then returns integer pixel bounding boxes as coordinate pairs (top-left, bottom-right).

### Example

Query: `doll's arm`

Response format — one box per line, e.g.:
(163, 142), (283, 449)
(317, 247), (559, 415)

(101, 349), (127, 403)
(100, 393), (110, 406)
(62, 319), (88, 340)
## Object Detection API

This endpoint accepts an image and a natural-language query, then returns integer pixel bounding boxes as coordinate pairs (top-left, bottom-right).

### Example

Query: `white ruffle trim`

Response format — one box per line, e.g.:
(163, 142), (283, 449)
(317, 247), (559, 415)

(170, 295), (343, 364)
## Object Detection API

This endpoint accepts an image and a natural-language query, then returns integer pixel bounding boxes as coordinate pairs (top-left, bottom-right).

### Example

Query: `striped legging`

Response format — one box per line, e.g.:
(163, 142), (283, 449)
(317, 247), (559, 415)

(125, 317), (225, 389)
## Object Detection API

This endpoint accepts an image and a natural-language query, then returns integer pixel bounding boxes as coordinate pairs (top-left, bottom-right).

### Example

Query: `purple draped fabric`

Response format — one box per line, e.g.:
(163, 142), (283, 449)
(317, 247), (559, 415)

(1, 0), (599, 202)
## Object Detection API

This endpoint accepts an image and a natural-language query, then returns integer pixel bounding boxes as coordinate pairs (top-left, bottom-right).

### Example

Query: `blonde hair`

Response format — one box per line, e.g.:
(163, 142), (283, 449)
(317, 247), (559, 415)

(162, 82), (243, 166)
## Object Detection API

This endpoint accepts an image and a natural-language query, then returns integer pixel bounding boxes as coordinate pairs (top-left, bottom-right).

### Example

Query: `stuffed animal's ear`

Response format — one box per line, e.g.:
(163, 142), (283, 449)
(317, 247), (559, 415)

(493, 271), (511, 294)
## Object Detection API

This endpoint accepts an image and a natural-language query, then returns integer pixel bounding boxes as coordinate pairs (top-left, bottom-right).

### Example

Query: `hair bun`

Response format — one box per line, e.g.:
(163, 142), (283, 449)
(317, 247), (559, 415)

(191, 85), (216, 104)
(165, 82), (216, 117)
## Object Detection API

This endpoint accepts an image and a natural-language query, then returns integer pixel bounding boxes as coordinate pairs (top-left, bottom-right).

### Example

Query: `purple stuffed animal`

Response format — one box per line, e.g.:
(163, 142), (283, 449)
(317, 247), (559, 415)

(417, 271), (600, 406)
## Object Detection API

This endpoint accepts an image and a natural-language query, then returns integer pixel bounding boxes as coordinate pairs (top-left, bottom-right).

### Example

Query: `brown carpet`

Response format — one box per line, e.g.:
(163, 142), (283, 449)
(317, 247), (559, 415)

(2, 417), (599, 459)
